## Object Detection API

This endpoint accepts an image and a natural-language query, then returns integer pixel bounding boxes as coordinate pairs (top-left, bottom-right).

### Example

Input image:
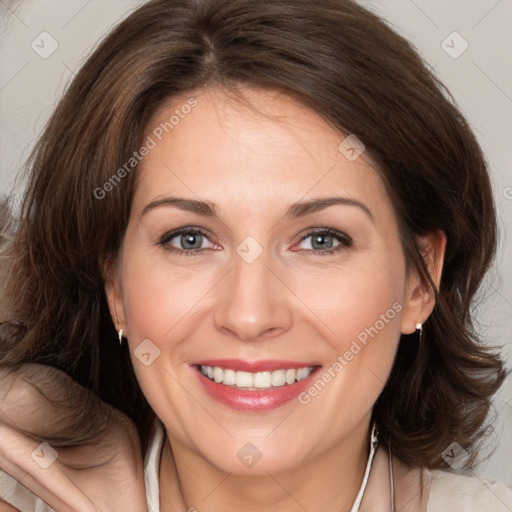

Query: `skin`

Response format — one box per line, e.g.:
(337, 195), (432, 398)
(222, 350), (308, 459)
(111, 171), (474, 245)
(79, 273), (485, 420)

(106, 86), (446, 512)
(0, 364), (146, 512)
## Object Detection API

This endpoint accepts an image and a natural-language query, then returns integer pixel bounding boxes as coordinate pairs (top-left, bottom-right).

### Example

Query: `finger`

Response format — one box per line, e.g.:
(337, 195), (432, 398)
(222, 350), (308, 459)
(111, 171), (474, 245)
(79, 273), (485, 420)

(0, 500), (20, 512)
(0, 422), (100, 512)
(0, 364), (112, 448)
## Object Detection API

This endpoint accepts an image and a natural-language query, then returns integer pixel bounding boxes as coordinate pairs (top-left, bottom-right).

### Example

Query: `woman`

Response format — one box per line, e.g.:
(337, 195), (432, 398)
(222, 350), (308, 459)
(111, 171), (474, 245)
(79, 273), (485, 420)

(0, 0), (511, 510)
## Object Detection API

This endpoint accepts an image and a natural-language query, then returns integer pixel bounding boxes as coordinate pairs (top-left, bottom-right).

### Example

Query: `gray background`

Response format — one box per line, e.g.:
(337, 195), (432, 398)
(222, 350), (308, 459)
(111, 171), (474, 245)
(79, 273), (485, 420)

(1, 0), (511, 486)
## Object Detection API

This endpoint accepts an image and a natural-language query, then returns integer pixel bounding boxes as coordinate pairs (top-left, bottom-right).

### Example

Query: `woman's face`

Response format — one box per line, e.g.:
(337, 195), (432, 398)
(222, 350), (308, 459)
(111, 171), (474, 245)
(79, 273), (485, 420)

(107, 86), (440, 474)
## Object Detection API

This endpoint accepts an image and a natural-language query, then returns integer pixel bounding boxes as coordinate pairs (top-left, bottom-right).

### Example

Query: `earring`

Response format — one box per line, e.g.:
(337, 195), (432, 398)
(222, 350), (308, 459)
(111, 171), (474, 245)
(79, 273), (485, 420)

(415, 322), (423, 353)
(118, 328), (124, 346)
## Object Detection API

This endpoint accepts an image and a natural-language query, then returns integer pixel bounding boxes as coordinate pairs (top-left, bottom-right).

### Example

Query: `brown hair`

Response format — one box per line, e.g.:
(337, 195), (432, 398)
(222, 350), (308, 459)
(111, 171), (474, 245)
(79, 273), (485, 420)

(0, 0), (507, 467)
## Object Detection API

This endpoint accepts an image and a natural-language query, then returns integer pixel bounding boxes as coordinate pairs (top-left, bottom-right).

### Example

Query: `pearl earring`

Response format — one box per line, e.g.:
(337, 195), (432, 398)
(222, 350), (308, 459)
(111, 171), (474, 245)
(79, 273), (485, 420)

(415, 322), (423, 333)
(118, 329), (124, 346)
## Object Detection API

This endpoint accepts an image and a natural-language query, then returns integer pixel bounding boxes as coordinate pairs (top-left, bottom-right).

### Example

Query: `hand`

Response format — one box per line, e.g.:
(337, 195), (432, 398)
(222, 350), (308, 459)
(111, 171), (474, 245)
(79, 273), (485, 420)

(0, 363), (148, 512)
(0, 500), (19, 511)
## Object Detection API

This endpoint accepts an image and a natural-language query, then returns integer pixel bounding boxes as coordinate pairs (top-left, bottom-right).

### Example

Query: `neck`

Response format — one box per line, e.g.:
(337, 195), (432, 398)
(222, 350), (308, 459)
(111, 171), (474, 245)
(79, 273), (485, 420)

(159, 418), (371, 512)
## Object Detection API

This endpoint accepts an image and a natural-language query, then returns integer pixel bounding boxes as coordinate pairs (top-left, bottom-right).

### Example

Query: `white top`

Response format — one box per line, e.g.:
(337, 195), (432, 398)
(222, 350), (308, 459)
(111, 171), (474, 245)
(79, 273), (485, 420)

(2, 420), (512, 511)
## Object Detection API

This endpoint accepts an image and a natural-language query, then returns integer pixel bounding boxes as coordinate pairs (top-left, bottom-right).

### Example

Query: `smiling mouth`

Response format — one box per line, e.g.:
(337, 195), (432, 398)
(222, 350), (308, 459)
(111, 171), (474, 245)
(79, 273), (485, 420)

(197, 364), (318, 390)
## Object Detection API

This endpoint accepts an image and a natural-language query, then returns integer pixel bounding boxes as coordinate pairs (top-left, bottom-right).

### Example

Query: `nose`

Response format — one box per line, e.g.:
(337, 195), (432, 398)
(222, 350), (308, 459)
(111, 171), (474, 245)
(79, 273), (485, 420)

(213, 247), (293, 343)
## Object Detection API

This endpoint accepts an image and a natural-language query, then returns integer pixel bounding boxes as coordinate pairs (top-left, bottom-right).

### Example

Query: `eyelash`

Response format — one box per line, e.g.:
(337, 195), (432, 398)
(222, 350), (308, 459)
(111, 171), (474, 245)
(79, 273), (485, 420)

(159, 227), (353, 257)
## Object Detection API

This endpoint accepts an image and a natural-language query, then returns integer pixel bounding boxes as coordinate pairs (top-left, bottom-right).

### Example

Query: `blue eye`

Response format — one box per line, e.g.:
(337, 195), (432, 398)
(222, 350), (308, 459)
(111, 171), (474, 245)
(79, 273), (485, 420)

(160, 227), (216, 256)
(296, 228), (352, 255)
(159, 227), (352, 256)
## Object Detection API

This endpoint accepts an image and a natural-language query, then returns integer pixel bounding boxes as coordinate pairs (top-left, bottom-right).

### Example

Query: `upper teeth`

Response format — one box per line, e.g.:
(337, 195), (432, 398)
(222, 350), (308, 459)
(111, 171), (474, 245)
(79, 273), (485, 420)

(200, 365), (315, 388)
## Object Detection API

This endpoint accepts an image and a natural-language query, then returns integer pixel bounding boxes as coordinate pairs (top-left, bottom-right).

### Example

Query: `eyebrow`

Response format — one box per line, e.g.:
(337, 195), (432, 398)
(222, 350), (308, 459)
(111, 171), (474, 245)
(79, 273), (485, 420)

(140, 196), (374, 223)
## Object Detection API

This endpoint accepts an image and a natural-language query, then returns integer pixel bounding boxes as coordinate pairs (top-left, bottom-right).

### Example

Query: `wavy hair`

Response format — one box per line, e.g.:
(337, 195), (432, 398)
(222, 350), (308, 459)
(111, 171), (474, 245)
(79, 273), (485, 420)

(0, 0), (507, 465)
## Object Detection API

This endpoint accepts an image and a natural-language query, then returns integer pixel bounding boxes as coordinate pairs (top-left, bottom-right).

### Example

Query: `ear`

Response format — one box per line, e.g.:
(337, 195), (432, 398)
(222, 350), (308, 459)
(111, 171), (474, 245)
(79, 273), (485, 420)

(400, 229), (447, 335)
(103, 255), (126, 335)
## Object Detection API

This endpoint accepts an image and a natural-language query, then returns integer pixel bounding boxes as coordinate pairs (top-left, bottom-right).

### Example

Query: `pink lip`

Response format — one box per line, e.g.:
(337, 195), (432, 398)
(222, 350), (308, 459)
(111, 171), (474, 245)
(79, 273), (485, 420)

(190, 360), (322, 411)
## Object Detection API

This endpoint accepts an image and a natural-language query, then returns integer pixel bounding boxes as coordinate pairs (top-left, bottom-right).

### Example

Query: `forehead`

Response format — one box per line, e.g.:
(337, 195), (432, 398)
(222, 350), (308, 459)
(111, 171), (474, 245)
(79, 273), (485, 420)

(134, 86), (392, 222)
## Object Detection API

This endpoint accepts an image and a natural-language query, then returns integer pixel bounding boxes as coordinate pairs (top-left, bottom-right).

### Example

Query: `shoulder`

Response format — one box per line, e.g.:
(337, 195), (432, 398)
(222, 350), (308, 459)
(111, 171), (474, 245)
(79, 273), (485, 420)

(427, 469), (512, 511)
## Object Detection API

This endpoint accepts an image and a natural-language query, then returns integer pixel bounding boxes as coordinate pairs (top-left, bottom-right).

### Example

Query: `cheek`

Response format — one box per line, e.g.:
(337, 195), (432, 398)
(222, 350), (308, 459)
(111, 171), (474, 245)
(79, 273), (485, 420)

(291, 251), (406, 350)
(120, 246), (219, 346)
(294, 260), (405, 424)
(121, 239), (407, 352)
(290, 251), (406, 420)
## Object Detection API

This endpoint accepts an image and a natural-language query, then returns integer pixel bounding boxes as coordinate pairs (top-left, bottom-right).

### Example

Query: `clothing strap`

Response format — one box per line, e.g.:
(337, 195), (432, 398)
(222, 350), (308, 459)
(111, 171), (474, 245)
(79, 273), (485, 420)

(349, 422), (380, 512)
